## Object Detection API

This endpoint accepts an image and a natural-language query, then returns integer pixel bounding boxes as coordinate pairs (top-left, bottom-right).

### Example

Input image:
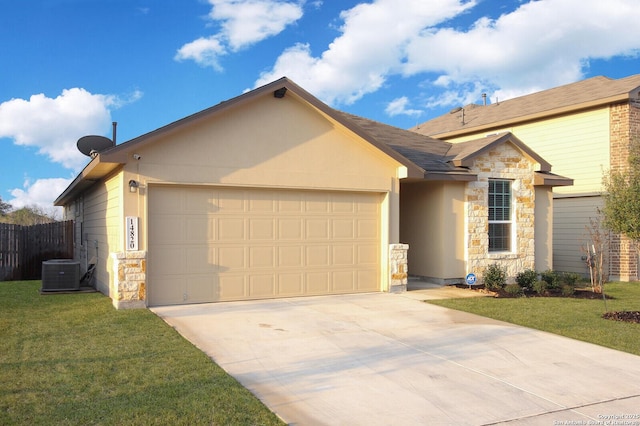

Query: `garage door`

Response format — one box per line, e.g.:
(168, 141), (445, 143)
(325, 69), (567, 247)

(148, 186), (382, 306)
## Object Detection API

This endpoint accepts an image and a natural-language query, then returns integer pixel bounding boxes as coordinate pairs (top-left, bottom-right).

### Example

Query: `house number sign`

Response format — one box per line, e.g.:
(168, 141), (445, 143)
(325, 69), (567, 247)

(126, 216), (139, 251)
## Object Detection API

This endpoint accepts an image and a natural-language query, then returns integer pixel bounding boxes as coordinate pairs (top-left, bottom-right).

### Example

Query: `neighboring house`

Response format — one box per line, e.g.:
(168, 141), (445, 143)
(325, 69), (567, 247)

(413, 74), (640, 281)
(55, 78), (570, 308)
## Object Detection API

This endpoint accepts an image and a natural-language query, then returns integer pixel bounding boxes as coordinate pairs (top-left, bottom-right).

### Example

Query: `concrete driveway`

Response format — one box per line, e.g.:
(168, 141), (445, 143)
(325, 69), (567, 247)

(152, 292), (640, 425)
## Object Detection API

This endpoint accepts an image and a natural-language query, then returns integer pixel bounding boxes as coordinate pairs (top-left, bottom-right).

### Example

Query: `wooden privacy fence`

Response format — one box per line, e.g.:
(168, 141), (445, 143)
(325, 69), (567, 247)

(0, 221), (74, 281)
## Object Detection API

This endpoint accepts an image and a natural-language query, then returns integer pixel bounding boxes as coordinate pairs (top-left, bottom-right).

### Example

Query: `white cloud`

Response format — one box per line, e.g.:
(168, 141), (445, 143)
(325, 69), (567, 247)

(175, 36), (227, 70)
(210, 0), (303, 50)
(385, 97), (422, 117)
(255, 0), (640, 109)
(423, 80), (488, 110)
(0, 88), (138, 172)
(176, 0), (303, 69)
(403, 0), (640, 99)
(255, 0), (476, 104)
(8, 177), (72, 217)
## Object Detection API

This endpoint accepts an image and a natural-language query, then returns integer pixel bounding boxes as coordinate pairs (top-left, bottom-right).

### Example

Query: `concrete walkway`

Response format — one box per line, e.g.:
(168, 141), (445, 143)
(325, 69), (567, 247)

(152, 290), (640, 425)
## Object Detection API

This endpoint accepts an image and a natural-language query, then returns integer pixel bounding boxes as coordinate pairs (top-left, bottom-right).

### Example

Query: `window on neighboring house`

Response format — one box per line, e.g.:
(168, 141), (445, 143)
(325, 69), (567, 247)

(488, 179), (512, 252)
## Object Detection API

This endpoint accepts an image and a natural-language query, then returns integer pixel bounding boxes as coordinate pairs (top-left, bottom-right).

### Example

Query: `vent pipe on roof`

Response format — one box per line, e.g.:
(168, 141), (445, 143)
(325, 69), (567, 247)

(482, 93), (487, 106)
(112, 122), (117, 145)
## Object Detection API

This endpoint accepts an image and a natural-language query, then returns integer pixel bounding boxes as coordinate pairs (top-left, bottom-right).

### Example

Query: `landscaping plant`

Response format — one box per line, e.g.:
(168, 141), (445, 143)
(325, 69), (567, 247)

(482, 264), (507, 291)
(515, 269), (538, 292)
(533, 279), (548, 296)
(504, 283), (524, 297)
(561, 283), (575, 297)
(540, 269), (560, 290)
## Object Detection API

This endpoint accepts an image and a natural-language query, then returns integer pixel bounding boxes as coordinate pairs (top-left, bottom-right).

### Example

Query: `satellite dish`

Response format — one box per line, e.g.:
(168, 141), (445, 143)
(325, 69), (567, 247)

(77, 135), (114, 157)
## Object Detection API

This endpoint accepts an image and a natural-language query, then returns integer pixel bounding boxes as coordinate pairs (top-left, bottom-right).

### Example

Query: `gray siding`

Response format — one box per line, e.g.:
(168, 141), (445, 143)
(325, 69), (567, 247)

(553, 195), (603, 275)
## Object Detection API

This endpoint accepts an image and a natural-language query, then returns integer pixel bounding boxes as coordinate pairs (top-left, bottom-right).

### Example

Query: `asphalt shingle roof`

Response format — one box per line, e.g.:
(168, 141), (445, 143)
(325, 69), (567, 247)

(412, 74), (640, 137)
(332, 110), (466, 174)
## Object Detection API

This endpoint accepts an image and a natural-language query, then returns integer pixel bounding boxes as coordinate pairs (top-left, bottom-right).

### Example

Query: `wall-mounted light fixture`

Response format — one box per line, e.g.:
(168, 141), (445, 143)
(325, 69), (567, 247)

(129, 179), (139, 193)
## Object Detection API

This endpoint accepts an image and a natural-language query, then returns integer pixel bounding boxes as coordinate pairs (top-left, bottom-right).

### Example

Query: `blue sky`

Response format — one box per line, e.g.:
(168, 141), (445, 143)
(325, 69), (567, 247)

(1, 0), (639, 215)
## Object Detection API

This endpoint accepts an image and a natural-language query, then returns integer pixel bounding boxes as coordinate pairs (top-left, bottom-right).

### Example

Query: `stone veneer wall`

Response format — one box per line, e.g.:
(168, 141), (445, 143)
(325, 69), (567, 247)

(466, 143), (536, 280)
(608, 102), (640, 281)
(111, 251), (147, 309)
(389, 243), (409, 292)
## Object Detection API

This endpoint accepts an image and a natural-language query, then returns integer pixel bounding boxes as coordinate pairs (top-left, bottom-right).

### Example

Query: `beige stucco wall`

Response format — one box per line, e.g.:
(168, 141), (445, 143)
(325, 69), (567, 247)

(400, 181), (465, 282)
(88, 91), (406, 306)
(401, 142), (541, 283)
(124, 92), (404, 251)
(534, 187), (553, 272)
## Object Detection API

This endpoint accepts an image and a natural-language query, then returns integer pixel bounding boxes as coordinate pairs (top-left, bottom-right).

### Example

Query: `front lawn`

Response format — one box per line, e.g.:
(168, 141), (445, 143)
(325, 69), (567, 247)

(428, 281), (640, 356)
(0, 281), (284, 425)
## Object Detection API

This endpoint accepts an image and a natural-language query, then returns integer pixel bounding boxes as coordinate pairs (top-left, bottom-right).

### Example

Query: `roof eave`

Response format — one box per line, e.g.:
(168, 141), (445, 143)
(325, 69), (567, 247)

(100, 77), (296, 162)
(534, 172), (574, 187)
(54, 156), (123, 206)
(423, 171), (477, 182)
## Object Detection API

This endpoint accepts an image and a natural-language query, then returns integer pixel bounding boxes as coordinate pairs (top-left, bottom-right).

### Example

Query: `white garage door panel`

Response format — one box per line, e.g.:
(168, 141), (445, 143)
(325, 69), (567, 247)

(149, 186), (382, 306)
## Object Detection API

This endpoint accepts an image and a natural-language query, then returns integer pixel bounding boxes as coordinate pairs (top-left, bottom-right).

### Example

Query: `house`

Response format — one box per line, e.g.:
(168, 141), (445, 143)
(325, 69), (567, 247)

(55, 77), (571, 308)
(412, 74), (640, 281)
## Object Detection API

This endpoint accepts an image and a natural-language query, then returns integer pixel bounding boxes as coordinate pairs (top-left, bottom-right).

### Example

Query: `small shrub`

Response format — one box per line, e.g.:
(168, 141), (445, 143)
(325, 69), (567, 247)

(504, 283), (524, 297)
(540, 270), (560, 290)
(483, 264), (507, 291)
(560, 272), (581, 287)
(533, 280), (548, 296)
(515, 269), (538, 291)
(561, 284), (575, 297)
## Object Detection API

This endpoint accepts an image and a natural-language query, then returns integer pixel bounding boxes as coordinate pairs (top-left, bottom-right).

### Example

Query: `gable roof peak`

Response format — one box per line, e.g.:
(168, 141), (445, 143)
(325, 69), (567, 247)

(446, 131), (551, 172)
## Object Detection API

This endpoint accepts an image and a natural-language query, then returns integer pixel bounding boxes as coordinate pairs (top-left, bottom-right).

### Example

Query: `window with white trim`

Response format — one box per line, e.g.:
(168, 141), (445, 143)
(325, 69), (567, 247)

(488, 179), (512, 252)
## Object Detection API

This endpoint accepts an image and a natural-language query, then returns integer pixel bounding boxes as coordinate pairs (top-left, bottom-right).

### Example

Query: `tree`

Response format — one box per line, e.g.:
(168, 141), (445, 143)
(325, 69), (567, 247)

(602, 140), (640, 244)
(7, 206), (56, 226)
(601, 139), (640, 286)
(0, 196), (11, 217)
(0, 205), (58, 226)
(584, 213), (608, 296)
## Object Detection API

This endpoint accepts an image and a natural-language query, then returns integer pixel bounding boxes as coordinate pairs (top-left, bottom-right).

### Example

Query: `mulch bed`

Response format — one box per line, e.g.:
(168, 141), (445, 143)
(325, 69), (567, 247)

(571, 289), (612, 299)
(602, 311), (640, 323)
(452, 284), (612, 299)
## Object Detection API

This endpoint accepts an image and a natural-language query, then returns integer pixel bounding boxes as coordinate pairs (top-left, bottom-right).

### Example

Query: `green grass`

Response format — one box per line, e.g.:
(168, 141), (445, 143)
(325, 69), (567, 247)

(0, 281), (284, 426)
(428, 281), (640, 356)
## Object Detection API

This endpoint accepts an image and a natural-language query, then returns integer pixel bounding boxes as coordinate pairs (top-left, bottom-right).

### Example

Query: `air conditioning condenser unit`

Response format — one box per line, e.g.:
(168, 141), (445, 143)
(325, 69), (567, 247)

(41, 259), (81, 292)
